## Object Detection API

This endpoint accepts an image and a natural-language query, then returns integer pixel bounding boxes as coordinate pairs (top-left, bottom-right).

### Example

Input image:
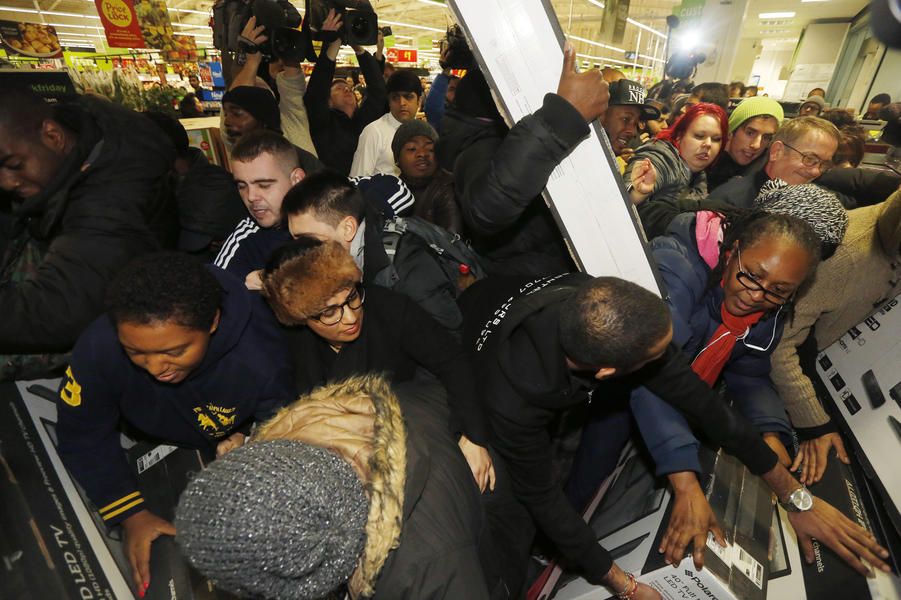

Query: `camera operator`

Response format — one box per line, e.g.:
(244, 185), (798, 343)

(228, 16), (318, 158)
(304, 8), (387, 175)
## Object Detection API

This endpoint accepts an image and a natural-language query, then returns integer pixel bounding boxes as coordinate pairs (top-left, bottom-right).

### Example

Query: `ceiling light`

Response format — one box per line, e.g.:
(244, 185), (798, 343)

(759, 11), (795, 18)
(169, 8), (208, 15)
(0, 6), (99, 18)
(568, 33), (623, 53)
(626, 17), (666, 38)
(801, 0), (828, 2)
(47, 22), (95, 29)
(379, 18), (444, 33)
(576, 51), (651, 69)
(417, 0), (446, 6)
(588, 0), (605, 8)
(172, 22), (209, 29)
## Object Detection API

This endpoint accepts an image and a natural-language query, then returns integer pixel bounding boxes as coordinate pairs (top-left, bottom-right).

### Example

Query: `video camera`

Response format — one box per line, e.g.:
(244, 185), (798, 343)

(439, 24), (474, 70)
(212, 0), (309, 62)
(307, 0), (379, 47)
(664, 50), (706, 81)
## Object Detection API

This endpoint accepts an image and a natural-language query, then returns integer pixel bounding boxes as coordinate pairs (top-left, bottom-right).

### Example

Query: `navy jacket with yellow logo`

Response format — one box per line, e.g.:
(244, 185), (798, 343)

(56, 267), (294, 525)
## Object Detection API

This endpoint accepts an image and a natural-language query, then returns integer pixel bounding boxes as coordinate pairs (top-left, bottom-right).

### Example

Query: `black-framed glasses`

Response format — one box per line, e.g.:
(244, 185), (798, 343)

(735, 248), (791, 305)
(781, 142), (834, 172)
(312, 283), (365, 325)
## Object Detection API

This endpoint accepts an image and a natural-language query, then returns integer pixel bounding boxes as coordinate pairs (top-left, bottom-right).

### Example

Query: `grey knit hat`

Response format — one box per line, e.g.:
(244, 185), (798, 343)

(391, 119), (438, 161)
(754, 179), (848, 257)
(176, 440), (369, 600)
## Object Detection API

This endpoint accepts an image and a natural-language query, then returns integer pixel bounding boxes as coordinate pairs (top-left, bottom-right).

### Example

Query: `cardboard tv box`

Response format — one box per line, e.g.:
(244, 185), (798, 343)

(534, 443), (774, 600)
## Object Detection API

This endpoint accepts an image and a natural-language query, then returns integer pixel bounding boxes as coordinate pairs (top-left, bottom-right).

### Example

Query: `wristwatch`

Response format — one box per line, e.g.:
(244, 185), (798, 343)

(780, 486), (814, 512)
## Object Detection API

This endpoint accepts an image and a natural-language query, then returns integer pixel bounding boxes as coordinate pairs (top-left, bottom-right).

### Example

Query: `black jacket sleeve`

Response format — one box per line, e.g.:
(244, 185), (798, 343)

(455, 93), (589, 236)
(56, 341), (146, 525)
(637, 344), (778, 475)
(303, 48), (337, 129)
(816, 168), (901, 208)
(354, 50), (387, 129)
(398, 294), (491, 446)
(489, 393), (613, 583)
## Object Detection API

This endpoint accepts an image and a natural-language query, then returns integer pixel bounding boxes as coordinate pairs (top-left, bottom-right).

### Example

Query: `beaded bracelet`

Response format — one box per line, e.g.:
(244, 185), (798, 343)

(614, 572), (639, 599)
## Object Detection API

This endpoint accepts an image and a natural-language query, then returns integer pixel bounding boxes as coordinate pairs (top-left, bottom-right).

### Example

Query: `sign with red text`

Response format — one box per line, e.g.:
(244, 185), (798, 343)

(386, 47), (417, 63)
(94, 0), (145, 48)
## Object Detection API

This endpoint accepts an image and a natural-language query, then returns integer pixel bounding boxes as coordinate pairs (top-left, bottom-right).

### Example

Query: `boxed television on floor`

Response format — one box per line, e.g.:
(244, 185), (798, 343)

(814, 293), (901, 534)
(533, 443), (775, 600)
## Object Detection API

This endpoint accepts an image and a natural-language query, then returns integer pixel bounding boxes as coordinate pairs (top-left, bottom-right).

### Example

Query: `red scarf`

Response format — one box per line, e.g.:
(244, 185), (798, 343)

(691, 299), (763, 387)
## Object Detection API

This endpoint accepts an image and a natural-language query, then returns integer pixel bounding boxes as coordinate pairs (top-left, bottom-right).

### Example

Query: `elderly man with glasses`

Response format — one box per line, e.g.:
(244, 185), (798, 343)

(707, 116), (840, 209)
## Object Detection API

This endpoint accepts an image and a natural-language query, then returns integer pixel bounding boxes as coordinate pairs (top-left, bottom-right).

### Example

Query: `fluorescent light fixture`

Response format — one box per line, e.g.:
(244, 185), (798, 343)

(169, 8), (208, 15)
(417, 0), (446, 6)
(172, 22), (209, 29)
(576, 51), (652, 69)
(588, 0), (605, 8)
(567, 33), (623, 53)
(47, 22), (96, 29)
(0, 6), (100, 18)
(626, 17), (666, 38)
(379, 18), (444, 33)
(759, 11), (795, 18)
(801, 0), (828, 2)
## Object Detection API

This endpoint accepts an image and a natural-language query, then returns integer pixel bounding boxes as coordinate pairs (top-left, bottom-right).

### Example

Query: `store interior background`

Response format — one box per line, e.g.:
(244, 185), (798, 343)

(0, 0), (897, 117)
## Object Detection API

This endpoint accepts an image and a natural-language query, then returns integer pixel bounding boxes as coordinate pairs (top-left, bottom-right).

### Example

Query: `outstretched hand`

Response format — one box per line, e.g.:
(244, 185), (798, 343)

(788, 496), (890, 578)
(122, 510), (177, 597)
(791, 432), (849, 485)
(240, 15), (268, 48)
(557, 42), (609, 123)
(661, 473), (726, 569)
(629, 158), (656, 204)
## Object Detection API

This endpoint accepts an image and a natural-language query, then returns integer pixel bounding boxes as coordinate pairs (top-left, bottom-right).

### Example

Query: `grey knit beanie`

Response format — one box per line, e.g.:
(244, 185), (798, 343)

(176, 440), (369, 600)
(391, 119), (438, 161)
(754, 179), (848, 258)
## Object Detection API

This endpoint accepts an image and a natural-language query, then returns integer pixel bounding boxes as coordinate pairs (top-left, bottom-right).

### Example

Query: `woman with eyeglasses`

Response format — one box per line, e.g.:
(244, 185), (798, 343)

(624, 103), (731, 240)
(260, 236), (496, 493)
(628, 208), (829, 560)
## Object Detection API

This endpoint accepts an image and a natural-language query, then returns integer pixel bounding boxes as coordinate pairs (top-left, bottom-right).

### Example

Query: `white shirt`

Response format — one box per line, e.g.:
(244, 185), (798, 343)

(349, 112), (403, 177)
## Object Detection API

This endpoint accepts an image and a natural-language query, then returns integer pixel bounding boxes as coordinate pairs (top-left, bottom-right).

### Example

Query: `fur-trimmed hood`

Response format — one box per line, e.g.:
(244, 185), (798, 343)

(253, 375), (406, 599)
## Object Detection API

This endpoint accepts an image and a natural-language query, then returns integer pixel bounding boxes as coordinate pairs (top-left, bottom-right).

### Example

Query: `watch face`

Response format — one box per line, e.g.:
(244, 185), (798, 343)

(792, 488), (814, 511)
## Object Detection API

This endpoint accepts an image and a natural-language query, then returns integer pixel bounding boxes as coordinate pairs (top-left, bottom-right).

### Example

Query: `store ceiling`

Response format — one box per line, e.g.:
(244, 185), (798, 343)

(0, 0), (869, 61)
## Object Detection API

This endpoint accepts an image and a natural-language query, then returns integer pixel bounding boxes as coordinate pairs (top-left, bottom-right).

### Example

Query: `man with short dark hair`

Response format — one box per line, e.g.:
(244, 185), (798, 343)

(691, 82), (729, 109)
(350, 69), (423, 177)
(461, 272), (890, 597)
(214, 131), (307, 282)
(283, 171), (464, 329)
(864, 92), (891, 119)
(304, 9), (387, 175)
(0, 86), (174, 380)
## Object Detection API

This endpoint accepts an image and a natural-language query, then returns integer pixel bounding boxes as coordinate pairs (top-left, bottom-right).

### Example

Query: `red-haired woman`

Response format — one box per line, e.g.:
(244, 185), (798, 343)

(624, 102), (730, 239)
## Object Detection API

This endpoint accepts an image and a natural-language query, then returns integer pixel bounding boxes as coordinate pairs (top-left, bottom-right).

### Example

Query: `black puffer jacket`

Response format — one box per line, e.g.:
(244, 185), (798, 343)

(447, 93), (587, 277)
(0, 97), (174, 356)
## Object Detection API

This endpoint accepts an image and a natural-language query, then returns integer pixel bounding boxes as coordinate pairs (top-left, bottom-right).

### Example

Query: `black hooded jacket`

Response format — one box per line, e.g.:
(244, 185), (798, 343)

(0, 97), (175, 355)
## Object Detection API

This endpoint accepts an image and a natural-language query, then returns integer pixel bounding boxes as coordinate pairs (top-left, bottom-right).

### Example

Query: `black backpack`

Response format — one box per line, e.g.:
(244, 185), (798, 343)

(373, 216), (486, 331)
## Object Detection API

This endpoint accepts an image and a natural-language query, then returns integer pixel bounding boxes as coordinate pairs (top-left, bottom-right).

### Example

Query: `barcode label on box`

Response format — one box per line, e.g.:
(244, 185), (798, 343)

(733, 544), (764, 589)
(136, 444), (178, 474)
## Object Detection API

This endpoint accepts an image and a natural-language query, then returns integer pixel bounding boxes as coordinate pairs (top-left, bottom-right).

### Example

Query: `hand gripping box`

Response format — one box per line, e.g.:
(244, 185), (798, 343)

(532, 443), (775, 600)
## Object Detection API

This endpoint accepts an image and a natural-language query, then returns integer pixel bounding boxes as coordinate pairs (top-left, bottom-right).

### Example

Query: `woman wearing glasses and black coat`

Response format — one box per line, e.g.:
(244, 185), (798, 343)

(627, 185), (847, 548)
(259, 236), (495, 494)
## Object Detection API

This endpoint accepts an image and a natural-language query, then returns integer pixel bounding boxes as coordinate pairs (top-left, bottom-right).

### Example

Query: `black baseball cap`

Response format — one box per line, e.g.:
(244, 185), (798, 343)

(608, 79), (661, 120)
